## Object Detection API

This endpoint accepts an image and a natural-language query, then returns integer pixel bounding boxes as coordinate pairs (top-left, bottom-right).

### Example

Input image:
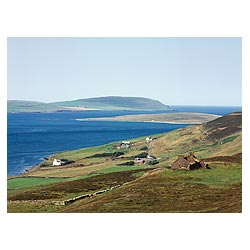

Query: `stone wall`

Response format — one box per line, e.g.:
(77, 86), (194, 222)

(8, 184), (121, 206)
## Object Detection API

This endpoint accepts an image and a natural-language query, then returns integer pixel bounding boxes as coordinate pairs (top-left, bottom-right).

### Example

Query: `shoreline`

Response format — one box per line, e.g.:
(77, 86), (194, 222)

(8, 124), (187, 178)
(7, 112), (221, 177)
(8, 109), (101, 114)
(76, 118), (194, 125)
(76, 112), (221, 125)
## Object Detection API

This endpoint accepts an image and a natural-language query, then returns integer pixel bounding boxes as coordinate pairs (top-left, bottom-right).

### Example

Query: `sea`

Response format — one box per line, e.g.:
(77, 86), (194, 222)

(7, 106), (242, 176)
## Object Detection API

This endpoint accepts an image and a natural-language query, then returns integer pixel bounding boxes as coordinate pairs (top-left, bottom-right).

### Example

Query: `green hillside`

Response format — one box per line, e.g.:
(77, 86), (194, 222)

(7, 112), (242, 212)
(8, 96), (170, 112)
(7, 100), (60, 113)
(52, 96), (170, 110)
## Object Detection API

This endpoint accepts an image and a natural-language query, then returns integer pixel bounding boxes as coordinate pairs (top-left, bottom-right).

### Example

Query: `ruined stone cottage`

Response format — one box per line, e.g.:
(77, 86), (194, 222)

(171, 152), (208, 170)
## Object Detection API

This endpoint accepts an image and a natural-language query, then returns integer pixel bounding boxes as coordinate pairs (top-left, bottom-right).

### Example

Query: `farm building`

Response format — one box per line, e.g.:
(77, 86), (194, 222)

(171, 152), (208, 170)
(117, 141), (131, 149)
(146, 137), (153, 142)
(52, 158), (74, 166)
(53, 159), (63, 166)
(134, 155), (157, 165)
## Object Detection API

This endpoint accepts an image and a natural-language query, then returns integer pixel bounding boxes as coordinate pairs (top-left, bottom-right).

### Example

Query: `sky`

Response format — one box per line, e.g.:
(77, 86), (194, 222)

(7, 37), (242, 106)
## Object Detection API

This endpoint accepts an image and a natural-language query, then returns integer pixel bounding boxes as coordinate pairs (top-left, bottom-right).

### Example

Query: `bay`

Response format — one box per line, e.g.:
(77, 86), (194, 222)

(7, 106), (242, 176)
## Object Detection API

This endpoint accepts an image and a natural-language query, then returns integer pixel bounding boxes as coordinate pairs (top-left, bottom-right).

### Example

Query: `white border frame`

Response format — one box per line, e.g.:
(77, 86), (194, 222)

(1, 1), (249, 250)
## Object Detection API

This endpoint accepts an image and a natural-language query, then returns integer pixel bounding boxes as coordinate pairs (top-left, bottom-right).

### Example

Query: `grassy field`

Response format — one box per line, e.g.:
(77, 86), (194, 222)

(61, 162), (241, 213)
(7, 157), (242, 213)
(162, 162), (241, 186)
(8, 177), (70, 189)
(8, 168), (156, 212)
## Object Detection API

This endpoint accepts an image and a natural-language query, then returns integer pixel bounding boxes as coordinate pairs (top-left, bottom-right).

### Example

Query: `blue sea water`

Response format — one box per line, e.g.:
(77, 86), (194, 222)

(7, 106), (242, 176)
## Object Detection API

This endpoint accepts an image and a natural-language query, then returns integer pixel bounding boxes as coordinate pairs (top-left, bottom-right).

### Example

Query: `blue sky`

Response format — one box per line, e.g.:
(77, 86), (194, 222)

(7, 37), (242, 106)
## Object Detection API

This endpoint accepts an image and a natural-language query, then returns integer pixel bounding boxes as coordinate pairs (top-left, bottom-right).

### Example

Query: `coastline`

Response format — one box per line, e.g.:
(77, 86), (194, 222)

(8, 112), (221, 177)
(76, 112), (221, 125)
(9, 124), (183, 177)
(8, 163), (42, 178)
(8, 111), (228, 177)
(76, 119), (195, 125)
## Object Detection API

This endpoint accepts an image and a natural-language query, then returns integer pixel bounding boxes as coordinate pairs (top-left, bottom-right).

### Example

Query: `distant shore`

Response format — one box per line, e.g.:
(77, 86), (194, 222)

(76, 112), (221, 124)
(60, 106), (101, 111)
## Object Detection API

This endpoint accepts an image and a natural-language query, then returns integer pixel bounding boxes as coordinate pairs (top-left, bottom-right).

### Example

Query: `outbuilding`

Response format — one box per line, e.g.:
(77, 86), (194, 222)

(52, 158), (74, 166)
(53, 159), (62, 166)
(171, 152), (208, 170)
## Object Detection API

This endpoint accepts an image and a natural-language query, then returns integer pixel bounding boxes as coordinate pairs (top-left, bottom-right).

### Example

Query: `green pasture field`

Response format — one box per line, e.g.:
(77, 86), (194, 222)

(162, 162), (242, 186)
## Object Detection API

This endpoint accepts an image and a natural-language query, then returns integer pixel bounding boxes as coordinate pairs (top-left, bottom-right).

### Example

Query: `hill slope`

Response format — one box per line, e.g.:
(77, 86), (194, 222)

(52, 96), (170, 110)
(150, 112), (242, 160)
(8, 112), (242, 212)
(8, 96), (170, 112)
(7, 100), (60, 113)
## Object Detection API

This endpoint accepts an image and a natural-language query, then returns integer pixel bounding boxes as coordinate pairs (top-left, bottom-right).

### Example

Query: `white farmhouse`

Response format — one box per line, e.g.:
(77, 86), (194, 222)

(53, 159), (62, 166)
(146, 137), (153, 142)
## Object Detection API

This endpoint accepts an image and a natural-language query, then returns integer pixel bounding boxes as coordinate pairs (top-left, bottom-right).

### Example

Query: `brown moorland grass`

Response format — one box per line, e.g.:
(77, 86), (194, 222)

(7, 161), (241, 213)
(62, 166), (241, 213)
(8, 168), (155, 202)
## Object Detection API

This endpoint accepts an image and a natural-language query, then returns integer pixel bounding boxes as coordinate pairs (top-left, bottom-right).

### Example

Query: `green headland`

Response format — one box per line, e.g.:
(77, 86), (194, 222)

(8, 96), (170, 113)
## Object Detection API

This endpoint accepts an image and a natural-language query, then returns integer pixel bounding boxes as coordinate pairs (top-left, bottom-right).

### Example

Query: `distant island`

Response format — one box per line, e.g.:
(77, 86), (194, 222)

(8, 96), (171, 113)
(77, 112), (221, 124)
